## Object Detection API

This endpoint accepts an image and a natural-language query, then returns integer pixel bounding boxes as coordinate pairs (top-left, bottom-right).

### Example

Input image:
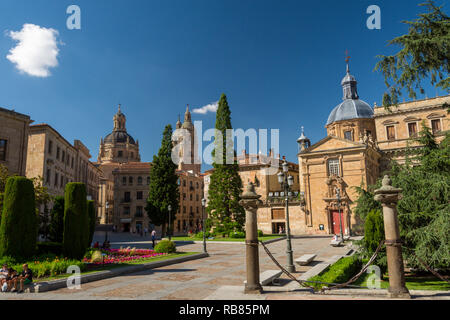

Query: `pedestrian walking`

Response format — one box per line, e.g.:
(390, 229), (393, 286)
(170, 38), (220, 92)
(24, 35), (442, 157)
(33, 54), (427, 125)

(151, 230), (156, 248)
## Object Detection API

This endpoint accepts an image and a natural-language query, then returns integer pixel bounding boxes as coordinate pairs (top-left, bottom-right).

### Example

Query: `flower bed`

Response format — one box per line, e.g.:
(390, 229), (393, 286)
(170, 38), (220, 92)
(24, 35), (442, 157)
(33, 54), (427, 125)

(83, 248), (167, 265)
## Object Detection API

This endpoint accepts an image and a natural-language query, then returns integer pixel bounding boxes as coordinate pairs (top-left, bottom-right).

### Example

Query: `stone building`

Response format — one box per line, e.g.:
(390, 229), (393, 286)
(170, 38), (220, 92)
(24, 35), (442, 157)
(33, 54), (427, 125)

(26, 124), (101, 209)
(0, 107), (32, 176)
(97, 105), (205, 236)
(296, 64), (449, 236)
(374, 95), (449, 171)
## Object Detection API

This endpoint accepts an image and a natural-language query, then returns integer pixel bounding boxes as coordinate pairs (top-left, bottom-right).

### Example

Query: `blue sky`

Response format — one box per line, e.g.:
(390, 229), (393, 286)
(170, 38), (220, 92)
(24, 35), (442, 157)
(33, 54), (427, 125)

(0, 0), (447, 169)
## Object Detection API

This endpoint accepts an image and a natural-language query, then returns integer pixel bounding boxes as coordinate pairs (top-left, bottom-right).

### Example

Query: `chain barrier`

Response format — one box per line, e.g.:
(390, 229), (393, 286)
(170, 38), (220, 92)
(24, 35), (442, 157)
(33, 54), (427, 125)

(402, 246), (450, 284)
(259, 239), (385, 293)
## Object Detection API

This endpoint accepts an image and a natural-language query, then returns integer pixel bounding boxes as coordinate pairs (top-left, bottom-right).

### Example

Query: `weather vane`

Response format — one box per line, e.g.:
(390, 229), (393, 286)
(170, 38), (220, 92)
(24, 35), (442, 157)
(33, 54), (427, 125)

(345, 49), (351, 64)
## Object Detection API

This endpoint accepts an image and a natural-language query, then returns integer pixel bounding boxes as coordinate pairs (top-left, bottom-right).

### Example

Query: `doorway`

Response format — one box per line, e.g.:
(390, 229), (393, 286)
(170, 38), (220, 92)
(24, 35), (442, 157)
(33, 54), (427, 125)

(330, 210), (344, 235)
(272, 222), (286, 235)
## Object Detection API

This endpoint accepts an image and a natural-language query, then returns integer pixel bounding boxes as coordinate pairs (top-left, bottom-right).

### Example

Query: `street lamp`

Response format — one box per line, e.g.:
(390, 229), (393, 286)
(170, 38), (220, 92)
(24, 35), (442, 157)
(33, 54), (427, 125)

(201, 198), (207, 253)
(105, 201), (109, 243)
(277, 160), (295, 273)
(168, 204), (172, 241)
(335, 188), (344, 241)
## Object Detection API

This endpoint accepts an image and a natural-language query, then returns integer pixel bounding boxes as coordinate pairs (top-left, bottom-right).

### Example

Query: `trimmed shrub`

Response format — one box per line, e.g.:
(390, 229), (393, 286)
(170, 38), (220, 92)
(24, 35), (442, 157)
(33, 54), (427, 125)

(49, 196), (64, 243)
(364, 209), (385, 253)
(63, 183), (89, 260)
(0, 193), (3, 218)
(308, 255), (362, 291)
(87, 200), (96, 247)
(229, 231), (245, 238)
(36, 242), (63, 256)
(194, 231), (210, 238)
(0, 176), (37, 259)
(258, 230), (264, 237)
(154, 240), (176, 253)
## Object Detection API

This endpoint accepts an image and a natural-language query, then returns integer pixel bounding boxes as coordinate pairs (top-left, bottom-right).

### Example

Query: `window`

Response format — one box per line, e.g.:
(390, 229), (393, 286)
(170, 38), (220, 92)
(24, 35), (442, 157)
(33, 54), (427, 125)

(386, 125), (395, 141)
(48, 140), (53, 155)
(136, 206), (143, 217)
(0, 140), (7, 161)
(56, 146), (60, 160)
(129, 176), (133, 185)
(123, 206), (130, 215)
(61, 151), (65, 163)
(60, 175), (64, 188)
(118, 150), (123, 157)
(71, 157), (74, 169)
(137, 191), (143, 200)
(196, 194), (199, 201)
(122, 177), (127, 186)
(431, 119), (441, 134)
(147, 177), (150, 185)
(183, 206), (186, 213)
(190, 194), (193, 201)
(137, 176), (143, 185)
(183, 193), (186, 200)
(408, 122), (418, 138)
(124, 192), (131, 202)
(54, 172), (59, 187)
(328, 159), (340, 177)
(344, 131), (353, 141)
(46, 169), (51, 184)
(196, 182), (199, 189)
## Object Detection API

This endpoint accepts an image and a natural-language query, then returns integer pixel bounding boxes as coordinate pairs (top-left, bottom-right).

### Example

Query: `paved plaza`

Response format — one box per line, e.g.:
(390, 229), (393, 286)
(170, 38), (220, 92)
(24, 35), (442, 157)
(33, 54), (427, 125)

(0, 233), (448, 300)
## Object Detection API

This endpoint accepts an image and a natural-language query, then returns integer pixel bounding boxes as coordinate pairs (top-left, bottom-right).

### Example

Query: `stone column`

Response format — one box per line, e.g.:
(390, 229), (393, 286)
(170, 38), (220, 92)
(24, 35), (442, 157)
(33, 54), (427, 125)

(374, 175), (410, 299)
(240, 182), (263, 294)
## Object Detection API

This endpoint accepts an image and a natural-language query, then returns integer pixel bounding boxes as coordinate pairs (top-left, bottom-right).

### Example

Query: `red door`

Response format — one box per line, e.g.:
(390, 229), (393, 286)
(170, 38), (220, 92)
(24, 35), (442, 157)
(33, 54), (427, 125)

(330, 210), (344, 235)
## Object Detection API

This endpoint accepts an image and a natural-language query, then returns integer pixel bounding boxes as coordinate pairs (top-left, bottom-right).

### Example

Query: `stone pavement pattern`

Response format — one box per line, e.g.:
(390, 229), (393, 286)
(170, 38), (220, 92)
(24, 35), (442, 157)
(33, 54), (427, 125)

(0, 233), (448, 300)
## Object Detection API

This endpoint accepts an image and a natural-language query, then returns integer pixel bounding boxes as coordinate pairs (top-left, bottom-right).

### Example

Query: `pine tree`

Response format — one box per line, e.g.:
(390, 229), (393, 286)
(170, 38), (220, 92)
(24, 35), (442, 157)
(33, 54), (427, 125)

(0, 176), (37, 259)
(49, 196), (65, 243)
(207, 94), (245, 232)
(375, 1), (450, 108)
(145, 125), (179, 236)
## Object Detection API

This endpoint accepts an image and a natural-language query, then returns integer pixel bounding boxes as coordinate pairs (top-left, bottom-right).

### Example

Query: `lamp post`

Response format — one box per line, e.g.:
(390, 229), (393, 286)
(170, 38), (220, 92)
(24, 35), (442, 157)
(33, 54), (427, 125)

(105, 201), (109, 243)
(168, 204), (172, 241)
(277, 160), (295, 273)
(201, 198), (207, 253)
(335, 188), (344, 241)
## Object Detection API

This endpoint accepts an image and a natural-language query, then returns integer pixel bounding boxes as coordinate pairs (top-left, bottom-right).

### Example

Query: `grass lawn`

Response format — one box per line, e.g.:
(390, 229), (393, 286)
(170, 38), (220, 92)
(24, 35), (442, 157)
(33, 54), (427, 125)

(34, 252), (198, 283)
(167, 235), (283, 242)
(354, 273), (450, 291)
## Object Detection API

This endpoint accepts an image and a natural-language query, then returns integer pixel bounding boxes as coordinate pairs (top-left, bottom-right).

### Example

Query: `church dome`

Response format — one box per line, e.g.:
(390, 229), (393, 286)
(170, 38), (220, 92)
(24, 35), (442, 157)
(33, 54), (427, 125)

(104, 131), (136, 144)
(326, 99), (373, 125)
(326, 62), (374, 125)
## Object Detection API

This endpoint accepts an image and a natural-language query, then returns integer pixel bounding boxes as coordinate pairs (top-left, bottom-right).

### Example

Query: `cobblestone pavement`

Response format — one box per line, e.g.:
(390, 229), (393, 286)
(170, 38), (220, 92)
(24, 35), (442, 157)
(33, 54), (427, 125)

(0, 234), (448, 300)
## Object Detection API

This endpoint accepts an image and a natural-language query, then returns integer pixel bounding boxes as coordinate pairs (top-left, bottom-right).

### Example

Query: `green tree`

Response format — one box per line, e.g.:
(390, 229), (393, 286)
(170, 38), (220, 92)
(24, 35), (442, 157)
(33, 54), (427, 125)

(375, 1), (449, 108)
(63, 183), (89, 259)
(49, 196), (65, 243)
(0, 176), (37, 259)
(389, 125), (450, 270)
(207, 94), (244, 232)
(145, 125), (179, 236)
(31, 176), (53, 240)
(0, 164), (13, 217)
(363, 209), (387, 273)
(87, 200), (96, 247)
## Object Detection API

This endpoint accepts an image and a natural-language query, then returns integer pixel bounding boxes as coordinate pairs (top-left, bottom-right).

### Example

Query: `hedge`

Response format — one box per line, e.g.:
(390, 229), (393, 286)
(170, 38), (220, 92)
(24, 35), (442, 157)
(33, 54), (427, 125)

(63, 183), (89, 260)
(0, 176), (37, 259)
(308, 255), (362, 291)
(154, 240), (176, 253)
(36, 242), (63, 256)
(87, 200), (96, 247)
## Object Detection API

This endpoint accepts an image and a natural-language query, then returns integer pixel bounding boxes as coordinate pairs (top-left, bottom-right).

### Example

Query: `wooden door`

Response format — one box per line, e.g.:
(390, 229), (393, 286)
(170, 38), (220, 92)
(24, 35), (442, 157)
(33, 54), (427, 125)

(330, 210), (344, 235)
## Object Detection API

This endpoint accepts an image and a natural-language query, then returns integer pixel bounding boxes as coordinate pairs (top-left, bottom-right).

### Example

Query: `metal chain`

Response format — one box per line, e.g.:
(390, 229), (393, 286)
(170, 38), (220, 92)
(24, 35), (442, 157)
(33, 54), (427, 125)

(259, 239), (384, 292)
(402, 246), (450, 284)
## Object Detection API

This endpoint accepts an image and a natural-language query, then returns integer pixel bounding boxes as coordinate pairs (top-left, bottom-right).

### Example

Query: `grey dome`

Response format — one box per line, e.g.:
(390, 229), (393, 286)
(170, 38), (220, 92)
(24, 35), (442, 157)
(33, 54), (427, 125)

(326, 99), (373, 125)
(104, 131), (136, 144)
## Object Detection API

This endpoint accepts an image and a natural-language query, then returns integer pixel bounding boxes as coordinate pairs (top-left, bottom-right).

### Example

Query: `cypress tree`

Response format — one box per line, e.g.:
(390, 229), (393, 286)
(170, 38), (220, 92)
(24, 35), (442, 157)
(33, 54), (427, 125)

(87, 200), (96, 247)
(0, 176), (37, 259)
(207, 94), (244, 232)
(145, 125), (179, 236)
(63, 183), (89, 259)
(49, 196), (65, 243)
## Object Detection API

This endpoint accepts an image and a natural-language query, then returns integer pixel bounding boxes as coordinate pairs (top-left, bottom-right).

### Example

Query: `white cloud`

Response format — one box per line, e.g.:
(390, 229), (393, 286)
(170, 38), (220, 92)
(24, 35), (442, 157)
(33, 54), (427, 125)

(192, 101), (218, 114)
(6, 24), (60, 77)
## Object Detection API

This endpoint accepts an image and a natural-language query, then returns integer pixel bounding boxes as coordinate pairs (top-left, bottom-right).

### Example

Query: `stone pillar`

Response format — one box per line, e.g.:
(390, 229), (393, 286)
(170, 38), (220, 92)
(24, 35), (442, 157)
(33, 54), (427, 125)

(374, 175), (410, 299)
(240, 182), (263, 294)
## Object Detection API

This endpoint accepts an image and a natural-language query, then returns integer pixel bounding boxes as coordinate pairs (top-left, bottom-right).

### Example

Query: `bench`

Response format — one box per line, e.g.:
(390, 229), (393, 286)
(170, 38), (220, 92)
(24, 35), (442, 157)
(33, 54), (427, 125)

(330, 239), (343, 247)
(295, 254), (317, 266)
(244, 270), (283, 286)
